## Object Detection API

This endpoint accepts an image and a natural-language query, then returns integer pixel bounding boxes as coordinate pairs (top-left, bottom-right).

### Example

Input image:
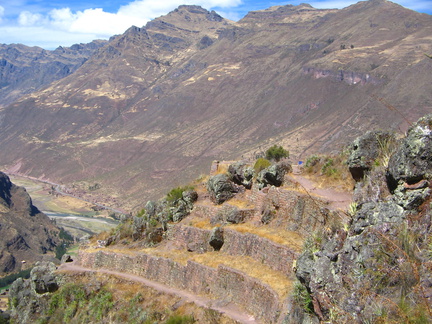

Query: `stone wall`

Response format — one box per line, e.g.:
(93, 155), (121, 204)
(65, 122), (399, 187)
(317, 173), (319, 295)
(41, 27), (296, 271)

(169, 225), (298, 276)
(222, 229), (297, 276)
(79, 250), (282, 323)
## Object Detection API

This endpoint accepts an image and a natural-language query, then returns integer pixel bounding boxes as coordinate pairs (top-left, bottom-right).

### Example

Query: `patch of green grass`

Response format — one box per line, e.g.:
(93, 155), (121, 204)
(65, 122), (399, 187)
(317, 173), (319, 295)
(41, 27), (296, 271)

(254, 158), (271, 173)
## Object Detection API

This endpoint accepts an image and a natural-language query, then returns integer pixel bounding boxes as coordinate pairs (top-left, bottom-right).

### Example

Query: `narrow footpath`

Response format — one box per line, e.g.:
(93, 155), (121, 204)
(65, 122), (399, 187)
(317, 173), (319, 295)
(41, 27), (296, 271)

(58, 262), (259, 324)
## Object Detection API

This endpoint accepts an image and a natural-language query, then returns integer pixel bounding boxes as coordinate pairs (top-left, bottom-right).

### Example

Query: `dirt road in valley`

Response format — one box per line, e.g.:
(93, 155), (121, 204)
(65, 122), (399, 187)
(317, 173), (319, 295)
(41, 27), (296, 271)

(58, 262), (260, 324)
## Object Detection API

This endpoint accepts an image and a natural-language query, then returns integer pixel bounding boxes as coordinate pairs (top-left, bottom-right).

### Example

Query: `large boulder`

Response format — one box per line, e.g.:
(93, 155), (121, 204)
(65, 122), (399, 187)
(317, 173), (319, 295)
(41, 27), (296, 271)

(351, 201), (406, 234)
(207, 174), (238, 204)
(208, 227), (224, 251)
(228, 162), (254, 189)
(388, 114), (432, 188)
(347, 131), (394, 181)
(256, 162), (291, 189)
(30, 261), (59, 294)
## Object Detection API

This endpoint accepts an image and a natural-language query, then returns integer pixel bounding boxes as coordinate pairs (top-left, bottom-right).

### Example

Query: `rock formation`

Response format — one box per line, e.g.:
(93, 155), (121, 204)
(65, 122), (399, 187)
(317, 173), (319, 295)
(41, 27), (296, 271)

(0, 173), (61, 273)
(295, 114), (432, 323)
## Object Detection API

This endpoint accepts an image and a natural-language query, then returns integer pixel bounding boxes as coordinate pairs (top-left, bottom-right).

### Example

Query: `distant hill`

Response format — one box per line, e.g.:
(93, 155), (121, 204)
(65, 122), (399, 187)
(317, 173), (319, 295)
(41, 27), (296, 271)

(0, 40), (107, 107)
(0, 1), (431, 209)
(0, 172), (61, 273)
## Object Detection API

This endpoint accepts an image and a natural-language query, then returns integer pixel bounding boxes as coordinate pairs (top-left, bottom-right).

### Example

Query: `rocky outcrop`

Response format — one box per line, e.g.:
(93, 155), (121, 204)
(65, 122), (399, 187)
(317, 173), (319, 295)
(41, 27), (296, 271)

(256, 162), (292, 189)
(302, 67), (384, 86)
(295, 115), (432, 323)
(207, 174), (239, 204)
(0, 172), (60, 273)
(9, 262), (59, 323)
(388, 114), (432, 188)
(347, 130), (394, 181)
(228, 162), (254, 189)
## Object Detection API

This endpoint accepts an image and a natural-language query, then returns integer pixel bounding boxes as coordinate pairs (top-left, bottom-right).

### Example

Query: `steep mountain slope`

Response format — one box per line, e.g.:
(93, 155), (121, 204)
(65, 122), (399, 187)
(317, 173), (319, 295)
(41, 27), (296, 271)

(0, 172), (61, 273)
(0, 1), (431, 209)
(0, 40), (107, 107)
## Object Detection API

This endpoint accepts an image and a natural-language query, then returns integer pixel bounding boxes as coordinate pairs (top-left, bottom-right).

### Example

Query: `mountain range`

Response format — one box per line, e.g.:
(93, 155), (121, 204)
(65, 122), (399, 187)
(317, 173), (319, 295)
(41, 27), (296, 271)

(0, 0), (431, 210)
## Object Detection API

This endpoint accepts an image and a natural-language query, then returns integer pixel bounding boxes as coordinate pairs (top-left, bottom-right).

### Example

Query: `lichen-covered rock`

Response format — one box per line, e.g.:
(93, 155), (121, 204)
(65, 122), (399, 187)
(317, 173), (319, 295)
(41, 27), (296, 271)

(30, 261), (59, 294)
(392, 185), (430, 211)
(172, 199), (190, 222)
(144, 200), (157, 218)
(209, 227), (224, 251)
(9, 262), (59, 323)
(207, 174), (238, 204)
(352, 201), (406, 234)
(132, 216), (146, 240)
(182, 189), (198, 204)
(347, 130), (394, 181)
(228, 162), (254, 189)
(256, 162), (291, 189)
(388, 114), (432, 187)
(352, 168), (391, 204)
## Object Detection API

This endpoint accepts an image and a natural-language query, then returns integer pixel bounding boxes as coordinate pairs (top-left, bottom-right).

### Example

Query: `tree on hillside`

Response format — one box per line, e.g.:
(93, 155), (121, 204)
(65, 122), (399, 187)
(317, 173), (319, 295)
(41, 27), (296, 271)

(265, 145), (289, 162)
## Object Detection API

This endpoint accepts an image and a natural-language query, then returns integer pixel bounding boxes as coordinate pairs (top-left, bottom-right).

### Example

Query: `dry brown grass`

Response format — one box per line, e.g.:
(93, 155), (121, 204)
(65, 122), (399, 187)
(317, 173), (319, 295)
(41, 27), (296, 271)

(225, 198), (255, 209)
(227, 223), (304, 252)
(186, 217), (303, 251)
(303, 154), (355, 192)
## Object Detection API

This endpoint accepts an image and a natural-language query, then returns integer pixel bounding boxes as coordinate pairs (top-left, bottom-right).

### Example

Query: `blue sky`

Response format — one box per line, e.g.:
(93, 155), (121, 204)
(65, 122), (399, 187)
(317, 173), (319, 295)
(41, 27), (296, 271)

(0, 0), (431, 49)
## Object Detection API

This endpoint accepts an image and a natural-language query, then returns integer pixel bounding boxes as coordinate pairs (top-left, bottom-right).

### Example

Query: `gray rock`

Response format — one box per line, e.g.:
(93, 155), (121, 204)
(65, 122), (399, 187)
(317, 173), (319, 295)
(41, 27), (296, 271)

(132, 216), (146, 240)
(392, 185), (430, 211)
(352, 201), (405, 234)
(144, 200), (157, 218)
(228, 162), (254, 189)
(256, 162), (291, 189)
(60, 254), (73, 263)
(209, 227), (224, 251)
(182, 189), (198, 204)
(30, 262), (59, 294)
(347, 130), (394, 181)
(207, 174), (238, 204)
(225, 206), (244, 224)
(388, 114), (432, 188)
(172, 199), (189, 222)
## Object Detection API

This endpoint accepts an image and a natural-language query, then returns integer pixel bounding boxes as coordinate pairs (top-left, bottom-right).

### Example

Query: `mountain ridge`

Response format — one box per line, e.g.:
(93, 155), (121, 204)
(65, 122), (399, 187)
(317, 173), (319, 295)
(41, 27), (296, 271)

(0, 1), (431, 210)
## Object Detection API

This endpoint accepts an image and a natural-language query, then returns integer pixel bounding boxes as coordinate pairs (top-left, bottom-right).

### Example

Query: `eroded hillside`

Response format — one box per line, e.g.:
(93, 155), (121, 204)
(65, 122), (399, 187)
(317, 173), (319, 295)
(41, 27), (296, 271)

(0, 1), (431, 209)
(0, 172), (63, 273)
(8, 113), (432, 323)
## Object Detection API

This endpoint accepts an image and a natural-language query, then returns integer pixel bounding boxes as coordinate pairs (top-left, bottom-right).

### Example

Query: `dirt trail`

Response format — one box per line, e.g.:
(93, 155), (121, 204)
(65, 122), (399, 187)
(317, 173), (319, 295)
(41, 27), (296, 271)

(58, 262), (260, 324)
(289, 166), (353, 212)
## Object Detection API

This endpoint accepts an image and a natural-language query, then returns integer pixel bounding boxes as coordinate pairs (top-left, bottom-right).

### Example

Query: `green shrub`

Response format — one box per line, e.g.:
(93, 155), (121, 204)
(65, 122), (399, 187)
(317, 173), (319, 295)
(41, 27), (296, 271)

(293, 281), (314, 314)
(305, 155), (320, 168)
(265, 145), (289, 162)
(165, 314), (195, 324)
(254, 158), (271, 173)
(166, 186), (194, 202)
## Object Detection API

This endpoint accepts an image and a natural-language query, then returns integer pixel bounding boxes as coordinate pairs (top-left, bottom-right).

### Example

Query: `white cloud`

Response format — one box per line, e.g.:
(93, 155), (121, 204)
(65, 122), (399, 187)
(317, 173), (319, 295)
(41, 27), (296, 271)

(1, 0), (430, 49)
(18, 11), (45, 26)
(309, 1), (357, 9)
(2, 0), (242, 48)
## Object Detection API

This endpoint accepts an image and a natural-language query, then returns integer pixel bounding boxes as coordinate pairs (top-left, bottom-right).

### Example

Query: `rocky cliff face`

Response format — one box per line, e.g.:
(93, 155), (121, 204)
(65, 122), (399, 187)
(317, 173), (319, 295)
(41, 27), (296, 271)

(295, 114), (432, 323)
(0, 172), (60, 273)
(0, 40), (107, 107)
(0, 2), (431, 209)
